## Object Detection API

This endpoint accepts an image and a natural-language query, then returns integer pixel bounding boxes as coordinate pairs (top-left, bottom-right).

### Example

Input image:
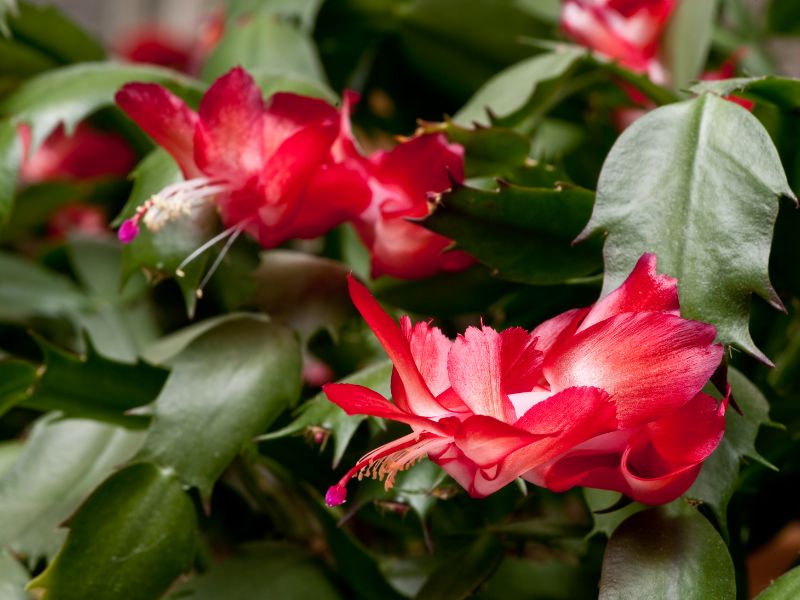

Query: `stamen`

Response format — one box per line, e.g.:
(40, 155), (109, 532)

(325, 433), (449, 507)
(195, 225), (243, 296)
(117, 177), (228, 244)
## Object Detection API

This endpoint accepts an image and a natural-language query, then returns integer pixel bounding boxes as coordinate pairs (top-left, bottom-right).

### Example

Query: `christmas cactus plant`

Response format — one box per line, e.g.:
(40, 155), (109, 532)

(1, 0), (800, 598)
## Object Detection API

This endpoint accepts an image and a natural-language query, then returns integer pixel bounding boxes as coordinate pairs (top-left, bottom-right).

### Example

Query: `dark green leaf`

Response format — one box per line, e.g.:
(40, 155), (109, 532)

(18, 336), (167, 427)
(374, 266), (515, 316)
(0, 359), (35, 416)
(138, 315), (301, 497)
(258, 360), (391, 467)
(420, 120), (531, 178)
(661, 0), (718, 88)
(250, 250), (353, 344)
(690, 76), (800, 111)
(454, 47), (586, 127)
(425, 182), (601, 284)
(415, 534), (504, 600)
(309, 498), (406, 600)
(474, 556), (592, 600)
(201, 13), (325, 85)
(0, 120), (21, 224)
(28, 462), (196, 600)
(5, 2), (103, 64)
(599, 505), (735, 600)
(767, 0), (800, 34)
(687, 367), (773, 532)
(0, 250), (87, 320)
(170, 541), (342, 599)
(580, 93), (795, 363)
(0, 415), (143, 560)
(754, 564), (800, 599)
(118, 149), (216, 318)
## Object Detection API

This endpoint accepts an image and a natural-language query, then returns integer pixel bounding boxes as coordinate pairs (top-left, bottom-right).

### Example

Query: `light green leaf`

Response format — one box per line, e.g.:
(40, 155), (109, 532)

(599, 505), (735, 600)
(0, 415), (143, 560)
(170, 541), (342, 599)
(201, 14), (325, 85)
(225, 0), (323, 33)
(0, 120), (21, 224)
(29, 462), (196, 600)
(454, 47), (586, 127)
(580, 93), (796, 363)
(755, 564), (800, 599)
(424, 181), (601, 285)
(258, 360), (391, 467)
(0, 250), (87, 320)
(583, 488), (646, 539)
(138, 315), (301, 497)
(661, 0), (719, 88)
(0, 549), (30, 600)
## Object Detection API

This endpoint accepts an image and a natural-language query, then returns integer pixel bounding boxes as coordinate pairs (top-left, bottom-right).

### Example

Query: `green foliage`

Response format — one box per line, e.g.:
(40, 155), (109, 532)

(137, 315), (301, 497)
(201, 13), (326, 86)
(0, 415), (143, 560)
(415, 535), (504, 600)
(687, 367), (774, 532)
(425, 180), (601, 285)
(581, 93), (795, 363)
(661, 0), (719, 88)
(259, 360), (391, 467)
(599, 505), (736, 599)
(690, 75), (800, 110)
(169, 541), (343, 599)
(28, 462), (197, 600)
(16, 335), (167, 426)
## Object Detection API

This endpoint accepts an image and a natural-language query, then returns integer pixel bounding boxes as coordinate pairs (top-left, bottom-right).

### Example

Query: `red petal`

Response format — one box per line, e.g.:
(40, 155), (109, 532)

(116, 83), (200, 177)
(346, 276), (441, 415)
(271, 161), (370, 240)
(499, 327), (543, 393)
(447, 326), (517, 422)
(530, 307), (588, 357)
(323, 383), (443, 434)
(543, 312), (723, 427)
(263, 92), (339, 157)
(372, 133), (464, 200)
(237, 121), (339, 247)
(641, 391), (726, 468)
(453, 415), (541, 468)
(194, 67), (265, 180)
(579, 253), (679, 331)
(620, 437), (705, 505)
(402, 317), (453, 398)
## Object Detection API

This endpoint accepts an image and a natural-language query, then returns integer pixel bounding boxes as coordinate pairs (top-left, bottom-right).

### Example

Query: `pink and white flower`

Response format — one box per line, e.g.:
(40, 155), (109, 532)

(324, 254), (726, 506)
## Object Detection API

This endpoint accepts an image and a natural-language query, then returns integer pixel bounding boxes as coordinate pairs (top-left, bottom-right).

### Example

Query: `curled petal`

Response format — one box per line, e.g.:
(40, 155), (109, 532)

(579, 253), (679, 331)
(454, 415), (545, 468)
(530, 307), (588, 357)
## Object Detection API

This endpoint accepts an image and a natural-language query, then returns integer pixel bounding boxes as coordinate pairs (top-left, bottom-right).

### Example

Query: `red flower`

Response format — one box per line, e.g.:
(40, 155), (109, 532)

(115, 67), (369, 247)
(324, 254), (725, 506)
(46, 204), (110, 240)
(561, 0), (676, 83)
(18, 123), (136, 184)
(336, 93), (473, 279)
